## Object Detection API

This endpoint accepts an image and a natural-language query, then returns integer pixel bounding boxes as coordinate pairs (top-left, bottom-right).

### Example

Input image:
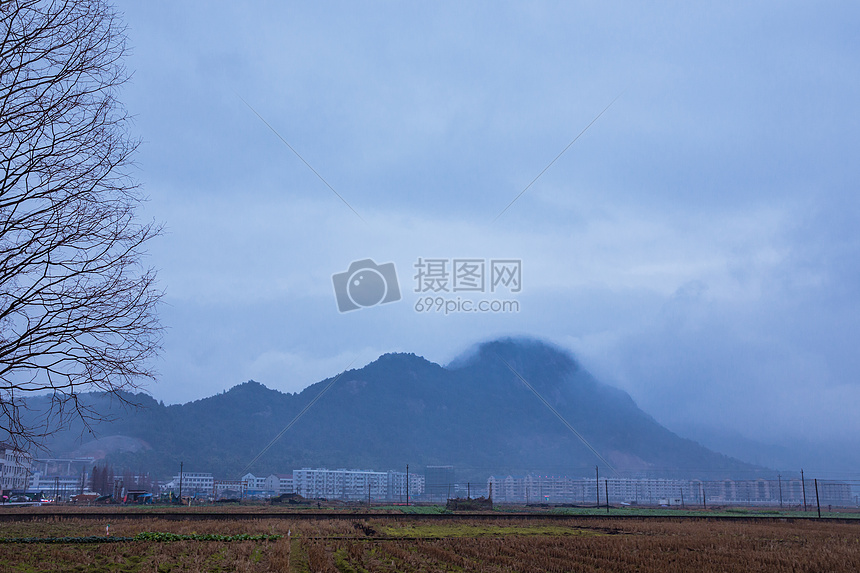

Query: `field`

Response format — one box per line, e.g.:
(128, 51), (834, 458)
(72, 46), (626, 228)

(0, 509), (859, 572)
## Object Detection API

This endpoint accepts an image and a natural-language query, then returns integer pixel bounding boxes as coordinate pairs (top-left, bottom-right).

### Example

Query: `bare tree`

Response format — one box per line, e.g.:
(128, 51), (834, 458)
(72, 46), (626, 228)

(0, 0), (161, 448)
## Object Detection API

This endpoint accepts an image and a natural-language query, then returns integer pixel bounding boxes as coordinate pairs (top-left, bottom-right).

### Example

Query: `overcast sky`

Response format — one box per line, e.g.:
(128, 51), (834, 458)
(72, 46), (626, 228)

(115, 1), (860, 452)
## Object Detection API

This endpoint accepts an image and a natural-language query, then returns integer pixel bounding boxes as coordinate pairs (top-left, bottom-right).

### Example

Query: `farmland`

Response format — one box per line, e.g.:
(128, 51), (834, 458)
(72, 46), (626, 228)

(0, 509), (858, 572)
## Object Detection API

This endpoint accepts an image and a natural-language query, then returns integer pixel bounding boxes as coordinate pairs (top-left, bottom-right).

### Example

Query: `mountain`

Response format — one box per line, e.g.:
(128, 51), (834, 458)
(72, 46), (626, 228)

(24, 337), (760, 480)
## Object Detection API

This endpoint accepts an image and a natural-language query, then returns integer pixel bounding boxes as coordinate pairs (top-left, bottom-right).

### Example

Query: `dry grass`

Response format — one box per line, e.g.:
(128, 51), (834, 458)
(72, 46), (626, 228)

(0, 515), (858, 572)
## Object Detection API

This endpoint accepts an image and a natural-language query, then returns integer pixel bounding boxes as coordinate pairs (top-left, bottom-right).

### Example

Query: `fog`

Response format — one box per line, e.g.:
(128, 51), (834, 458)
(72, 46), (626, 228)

(117, 1), (860, 472)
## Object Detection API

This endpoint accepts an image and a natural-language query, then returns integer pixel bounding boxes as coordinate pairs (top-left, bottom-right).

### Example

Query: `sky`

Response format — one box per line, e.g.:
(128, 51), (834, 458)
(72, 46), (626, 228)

(115, 1), (860, 458)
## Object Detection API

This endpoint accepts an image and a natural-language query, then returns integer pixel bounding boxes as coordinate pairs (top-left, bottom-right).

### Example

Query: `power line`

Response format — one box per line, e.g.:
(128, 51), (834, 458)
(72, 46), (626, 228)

(234, 91), (367, 224)
(493, 90), (625, 222)
(496, 354), (618, 476)
(239, 355), (363, 477)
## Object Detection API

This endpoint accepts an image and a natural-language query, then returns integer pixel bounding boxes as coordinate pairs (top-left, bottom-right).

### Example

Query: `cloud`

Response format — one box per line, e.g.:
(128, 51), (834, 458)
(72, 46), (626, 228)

(116, 1), (860, 460)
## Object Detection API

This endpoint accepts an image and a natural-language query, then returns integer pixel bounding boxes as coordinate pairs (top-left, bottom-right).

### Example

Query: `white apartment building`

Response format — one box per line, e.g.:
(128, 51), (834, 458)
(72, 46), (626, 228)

(487, 475), (855, 506)
(0, 442), (32, 492)
(169, 472), (214, 495)
(387, 470), (424, 501)
(294, 468), (424, 501)
(274, 474), (294, 494)
(487, 475), (709, 505)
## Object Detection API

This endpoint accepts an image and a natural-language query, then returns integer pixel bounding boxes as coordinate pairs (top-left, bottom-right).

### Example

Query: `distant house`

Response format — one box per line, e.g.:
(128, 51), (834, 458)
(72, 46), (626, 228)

(212, 480), (245, 498)
(70, 492), (99, 504)
(241, 473), (267, 491)
(236, 473), (294, 497)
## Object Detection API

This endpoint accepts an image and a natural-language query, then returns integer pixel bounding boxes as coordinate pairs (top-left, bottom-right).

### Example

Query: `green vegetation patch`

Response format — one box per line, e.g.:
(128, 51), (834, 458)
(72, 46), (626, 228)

(377, 505), (451, 514)
(548, 506), (860, 519)
(333, 546), (368, 573)
(0, 532), (282, 544)
(382, 523), (603, 538)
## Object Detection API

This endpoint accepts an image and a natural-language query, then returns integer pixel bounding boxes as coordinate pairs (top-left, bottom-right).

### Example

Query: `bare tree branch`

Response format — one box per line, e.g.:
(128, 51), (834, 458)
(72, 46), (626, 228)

(0, 0), (162, 450)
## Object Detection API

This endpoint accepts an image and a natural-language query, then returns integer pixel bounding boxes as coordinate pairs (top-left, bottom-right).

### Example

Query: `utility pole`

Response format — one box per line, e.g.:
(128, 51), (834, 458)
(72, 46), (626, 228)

(801, 469), (807, 512)
(605, 480), (609, 514)
(405, 464), (409, 507)
(702, 483), (706, 510)
(595, 466), (599, 507)
(467, 482), (470, 500)
(680, 487), (684, 509)
(778, 474), (783, 508)
(178, 462), (183, 504)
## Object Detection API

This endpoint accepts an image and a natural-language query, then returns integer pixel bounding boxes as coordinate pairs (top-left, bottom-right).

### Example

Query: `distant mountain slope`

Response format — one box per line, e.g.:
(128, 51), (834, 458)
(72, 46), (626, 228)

(26, 337), (759, 480)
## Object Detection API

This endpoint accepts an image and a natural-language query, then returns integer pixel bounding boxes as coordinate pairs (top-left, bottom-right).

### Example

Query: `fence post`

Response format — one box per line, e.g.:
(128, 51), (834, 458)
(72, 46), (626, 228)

(814, 478), (821, 519)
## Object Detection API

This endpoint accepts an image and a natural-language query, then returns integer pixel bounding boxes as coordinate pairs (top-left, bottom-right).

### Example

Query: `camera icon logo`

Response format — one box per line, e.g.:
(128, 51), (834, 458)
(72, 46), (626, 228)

(332, 259), (402, 312)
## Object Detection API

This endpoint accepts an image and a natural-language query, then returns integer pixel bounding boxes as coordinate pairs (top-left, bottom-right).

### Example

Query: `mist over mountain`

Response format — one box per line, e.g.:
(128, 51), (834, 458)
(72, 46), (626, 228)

(26, 338), (760, 481)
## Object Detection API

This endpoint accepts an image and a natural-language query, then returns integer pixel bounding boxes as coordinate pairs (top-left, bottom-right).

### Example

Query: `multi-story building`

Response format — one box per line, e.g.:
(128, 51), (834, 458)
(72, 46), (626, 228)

(487, 475), (855, 506)
(294, 468), (424, 501)
(294, 468), (385, 500)
(236, 473), (295, 496)
(274, 474), (294, 494)
(387, 470), (424, 502)
(0, 442), (32, 492)
(168, 472), (213, 496)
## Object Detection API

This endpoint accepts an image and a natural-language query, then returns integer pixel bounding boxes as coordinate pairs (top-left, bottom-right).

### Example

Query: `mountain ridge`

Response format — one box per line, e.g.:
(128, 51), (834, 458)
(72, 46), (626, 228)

(24, 337), (763, 481)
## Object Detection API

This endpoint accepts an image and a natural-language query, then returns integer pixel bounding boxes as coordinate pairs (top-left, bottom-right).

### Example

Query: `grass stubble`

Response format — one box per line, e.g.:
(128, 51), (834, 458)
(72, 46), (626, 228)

(0, 513), (857, 572)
